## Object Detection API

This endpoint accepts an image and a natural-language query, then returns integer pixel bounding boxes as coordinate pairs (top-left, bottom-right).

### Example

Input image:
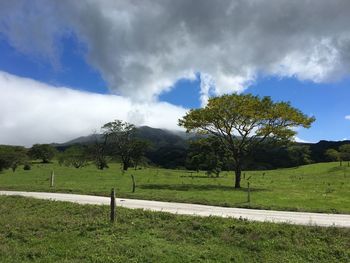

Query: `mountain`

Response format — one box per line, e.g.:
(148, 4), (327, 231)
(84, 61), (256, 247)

(136, 126), (188, 149)
(57, 134), (102, 147)
(56, 126), (192, 150)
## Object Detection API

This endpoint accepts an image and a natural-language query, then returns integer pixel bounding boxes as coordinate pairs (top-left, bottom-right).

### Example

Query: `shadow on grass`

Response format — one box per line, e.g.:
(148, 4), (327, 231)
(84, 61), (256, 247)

(179, 175), (226, 179)
(139, 183), (268, 192)
(327, 166), (348, 173)
(31, 161), (53, 164)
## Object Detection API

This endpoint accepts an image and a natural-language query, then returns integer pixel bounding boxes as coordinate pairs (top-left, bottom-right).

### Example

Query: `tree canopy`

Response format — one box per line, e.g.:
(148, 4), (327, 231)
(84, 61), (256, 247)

(325, 148), (341, 162)
(286, 145), (312, 167)
(28, 144), (57, 163)
(339, 144), (350, 166)
(179, 94), (315, 188)
(186, 137), (231, 177)
(102, 120), (147, 171)
(0, 145), (28, 172)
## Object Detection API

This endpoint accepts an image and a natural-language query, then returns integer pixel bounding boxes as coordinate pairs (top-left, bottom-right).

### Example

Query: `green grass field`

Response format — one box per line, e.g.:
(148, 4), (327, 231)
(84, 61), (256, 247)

(0, 196), (349, 263)
(0, 162), (349, 213)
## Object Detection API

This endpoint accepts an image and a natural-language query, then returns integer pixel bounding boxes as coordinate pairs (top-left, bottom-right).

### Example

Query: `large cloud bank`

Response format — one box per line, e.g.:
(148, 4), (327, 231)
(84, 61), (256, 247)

(0, 71), (187, 146)
(1, 0), (350, 105)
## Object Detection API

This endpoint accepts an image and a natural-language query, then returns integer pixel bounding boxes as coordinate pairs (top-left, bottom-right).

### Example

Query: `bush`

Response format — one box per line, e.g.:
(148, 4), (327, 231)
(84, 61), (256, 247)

(23, 163), (31, 170)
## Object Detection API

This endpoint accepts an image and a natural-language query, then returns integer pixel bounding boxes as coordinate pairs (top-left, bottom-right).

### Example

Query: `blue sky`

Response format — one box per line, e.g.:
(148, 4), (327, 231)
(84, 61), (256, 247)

(0, 34), (108, 94)
(164, 75), (350, 142)
(0, 1), (350, 146)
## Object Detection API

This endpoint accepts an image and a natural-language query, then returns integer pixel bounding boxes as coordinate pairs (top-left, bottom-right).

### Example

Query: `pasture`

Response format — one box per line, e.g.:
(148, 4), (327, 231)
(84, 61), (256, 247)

(0, 162), (349, 213)
(0, 196), (349, 263)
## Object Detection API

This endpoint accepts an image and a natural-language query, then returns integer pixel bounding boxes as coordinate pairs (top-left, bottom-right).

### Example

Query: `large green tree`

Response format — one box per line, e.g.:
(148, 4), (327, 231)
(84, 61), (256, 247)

(179, 94), (314, 188)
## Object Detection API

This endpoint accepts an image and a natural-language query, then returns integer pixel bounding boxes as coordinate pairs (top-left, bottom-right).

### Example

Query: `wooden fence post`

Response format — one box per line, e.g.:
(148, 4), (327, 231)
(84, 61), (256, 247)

(50, 170), (54, 187)
(130, 174), (136, 193)
(110, 188), (116, 223)
(247, 182), (251, 204)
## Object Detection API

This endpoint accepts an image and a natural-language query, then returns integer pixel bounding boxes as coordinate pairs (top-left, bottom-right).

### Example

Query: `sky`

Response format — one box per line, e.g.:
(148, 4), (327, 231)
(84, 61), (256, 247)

(0, 0), (350, 146)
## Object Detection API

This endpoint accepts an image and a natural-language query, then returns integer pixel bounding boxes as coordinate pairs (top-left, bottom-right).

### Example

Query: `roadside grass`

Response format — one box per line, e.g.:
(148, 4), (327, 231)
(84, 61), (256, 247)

(0, 161), (349, 213)
(0, 196), (349, 263)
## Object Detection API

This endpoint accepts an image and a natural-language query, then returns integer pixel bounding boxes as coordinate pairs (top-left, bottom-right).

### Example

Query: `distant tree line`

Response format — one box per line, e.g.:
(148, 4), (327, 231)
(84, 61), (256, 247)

(1, 118), (350, 176)
(0, 143), (60, 172)
(2, 137), (349, 174)
(2, 135), (350, 175)
(143, 139), (350, 172)
(325, 144), (350, 166)
(0, 120), (151, 173)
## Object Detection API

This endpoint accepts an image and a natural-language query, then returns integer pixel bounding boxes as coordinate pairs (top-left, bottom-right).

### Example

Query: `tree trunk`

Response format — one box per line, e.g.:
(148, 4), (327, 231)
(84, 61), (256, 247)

(234, 165), (241, 188)
(123, 162), (128, 171)
(130, 174), (136, 193)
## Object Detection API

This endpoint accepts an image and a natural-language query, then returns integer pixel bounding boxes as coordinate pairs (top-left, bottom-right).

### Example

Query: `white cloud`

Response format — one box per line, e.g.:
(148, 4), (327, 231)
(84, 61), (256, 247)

(0, 71), (187, 146)
(1, 0), (350, 101)
(345, 116), (350, 120)
(294, 137), (313, 144)
(199, 73), (215, 107)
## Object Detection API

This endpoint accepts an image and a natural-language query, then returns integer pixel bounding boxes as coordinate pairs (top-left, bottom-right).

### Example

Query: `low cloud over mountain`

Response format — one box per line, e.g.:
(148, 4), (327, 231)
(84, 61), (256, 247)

(0, 71), (186, 146)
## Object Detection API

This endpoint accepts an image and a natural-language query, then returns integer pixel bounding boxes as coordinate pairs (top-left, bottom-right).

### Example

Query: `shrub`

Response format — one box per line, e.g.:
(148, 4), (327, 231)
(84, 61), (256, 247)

(23, 163), (31, 170)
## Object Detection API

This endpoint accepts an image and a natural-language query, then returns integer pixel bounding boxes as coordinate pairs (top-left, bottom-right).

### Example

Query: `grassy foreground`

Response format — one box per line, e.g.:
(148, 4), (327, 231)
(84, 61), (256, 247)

(0, 162), (349, 213)
(0, 196), (349, 263)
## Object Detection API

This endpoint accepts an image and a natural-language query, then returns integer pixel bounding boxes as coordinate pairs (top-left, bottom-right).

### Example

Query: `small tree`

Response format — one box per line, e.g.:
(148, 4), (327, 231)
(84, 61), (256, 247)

(102, 120), (137, 171)
(130, 140), (150, 170)
(88, 132), (109, 170)
(179, 94), (314, 188)
(339, 144), (350, 167)
(28, 144), (57, 163)
(60, 145), (89, 168)
(325, 148), (341, 165)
